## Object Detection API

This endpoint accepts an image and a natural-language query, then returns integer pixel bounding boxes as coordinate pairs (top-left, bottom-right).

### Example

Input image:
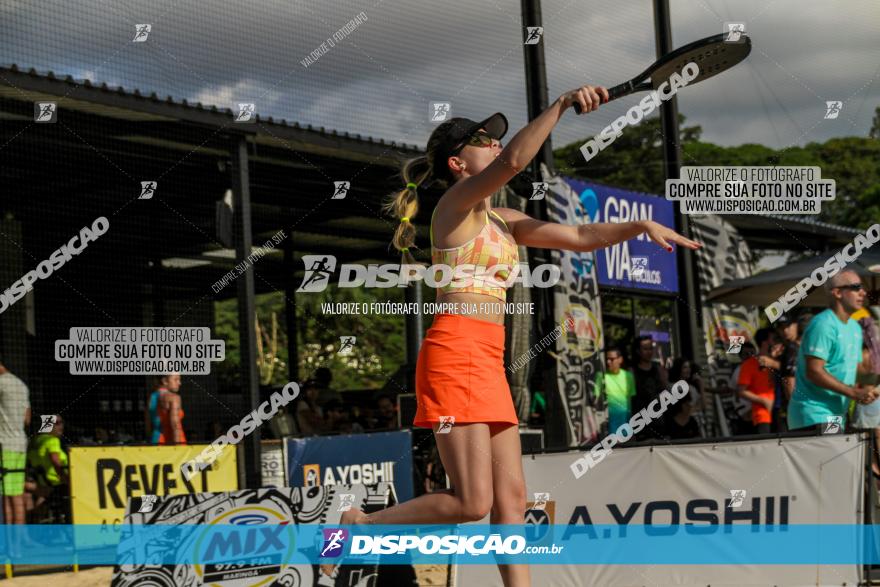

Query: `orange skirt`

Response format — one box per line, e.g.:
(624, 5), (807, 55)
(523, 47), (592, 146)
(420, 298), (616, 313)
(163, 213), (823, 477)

(413, 313), (518, 428)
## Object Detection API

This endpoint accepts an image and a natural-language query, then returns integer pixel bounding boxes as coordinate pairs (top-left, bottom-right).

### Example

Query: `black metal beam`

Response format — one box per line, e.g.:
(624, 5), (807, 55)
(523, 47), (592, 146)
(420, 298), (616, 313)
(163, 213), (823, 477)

(653, 0), (702, 365)
(230, 135), (262, 489)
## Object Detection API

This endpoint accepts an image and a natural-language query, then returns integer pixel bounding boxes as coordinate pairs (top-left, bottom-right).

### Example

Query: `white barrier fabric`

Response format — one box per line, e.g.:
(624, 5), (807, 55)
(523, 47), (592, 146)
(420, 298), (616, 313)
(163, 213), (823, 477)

(458, 434), (865, 586)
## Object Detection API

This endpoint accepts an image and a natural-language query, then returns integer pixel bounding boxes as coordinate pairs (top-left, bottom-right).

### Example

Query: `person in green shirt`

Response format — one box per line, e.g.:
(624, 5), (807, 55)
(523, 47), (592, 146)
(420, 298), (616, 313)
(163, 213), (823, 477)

(27, 414), (69, 516)
(595, 346), (636, 434)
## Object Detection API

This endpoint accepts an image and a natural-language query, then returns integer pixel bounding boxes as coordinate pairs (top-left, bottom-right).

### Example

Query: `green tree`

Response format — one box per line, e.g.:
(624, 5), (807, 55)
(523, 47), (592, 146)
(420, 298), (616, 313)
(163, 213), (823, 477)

(555, 110), (880, 230)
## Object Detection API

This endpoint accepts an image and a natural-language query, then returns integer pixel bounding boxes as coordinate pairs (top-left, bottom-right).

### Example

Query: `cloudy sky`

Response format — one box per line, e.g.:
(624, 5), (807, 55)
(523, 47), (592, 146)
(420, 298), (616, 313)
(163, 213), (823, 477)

(3, 0), (878, 152)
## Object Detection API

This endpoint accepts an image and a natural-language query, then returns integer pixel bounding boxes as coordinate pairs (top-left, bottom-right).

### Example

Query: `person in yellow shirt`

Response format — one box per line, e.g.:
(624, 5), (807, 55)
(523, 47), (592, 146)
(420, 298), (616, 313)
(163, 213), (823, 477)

(26, 414), (68, 519)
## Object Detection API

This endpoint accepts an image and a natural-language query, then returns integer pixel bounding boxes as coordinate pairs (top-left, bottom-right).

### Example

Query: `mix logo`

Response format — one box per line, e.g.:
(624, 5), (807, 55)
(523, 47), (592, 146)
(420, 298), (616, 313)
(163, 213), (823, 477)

(724, 22), (745, 42)
(430, 102), (451, 122)
(138, 494), (158, 513)
(338, 336), (356, 355)
(332, 181), (350, 199)
(139, 181), (157, 200)
(727, 335), (745, 354)
(320, 528), (349, 558)
(824, 415), (843, 434)
(824, 101), (843, 119)
(524, 27), (544, 45)
(35, 102), (57, 123)
(530, 182), (548, 200)
(195, 508), (295, 583)
(728, 489), (747, 508)
(38, 415), (57, 433)
(133, 24), (151, 42)
(235, 103), (256, 123)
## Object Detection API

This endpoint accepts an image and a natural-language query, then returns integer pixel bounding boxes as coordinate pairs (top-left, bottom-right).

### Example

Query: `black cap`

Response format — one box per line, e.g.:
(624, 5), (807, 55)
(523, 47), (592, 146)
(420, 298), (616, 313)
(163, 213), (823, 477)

(775, 315), (794, 326)
(431, 113), (508, 181)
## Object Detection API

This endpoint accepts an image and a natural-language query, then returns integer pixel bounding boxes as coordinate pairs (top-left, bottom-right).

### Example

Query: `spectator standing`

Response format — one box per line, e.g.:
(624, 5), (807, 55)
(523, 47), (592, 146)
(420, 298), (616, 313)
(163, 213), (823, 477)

(669, 358), (706, 435)
(0, 353), (31, 525)
(373, 394), (398, 429)
(664, 395), (701, 440)
(728, 341), (757, 435)
(314, 367), (342, 408)
(595, 346), (635, 434)
(737, 328), (782, 434)
(296, 380), (325, 435)
(26, 414), (68, 520)
(631, 336), (669, 440)
(788, 270), (878, 431)
(146, 373), (186, 445)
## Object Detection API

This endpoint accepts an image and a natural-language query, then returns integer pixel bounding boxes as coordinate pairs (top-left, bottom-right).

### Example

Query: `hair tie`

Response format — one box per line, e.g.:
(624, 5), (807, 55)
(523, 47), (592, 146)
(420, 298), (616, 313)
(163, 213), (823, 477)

(400, 217), (410, 223)
(406, 182), (418, 190)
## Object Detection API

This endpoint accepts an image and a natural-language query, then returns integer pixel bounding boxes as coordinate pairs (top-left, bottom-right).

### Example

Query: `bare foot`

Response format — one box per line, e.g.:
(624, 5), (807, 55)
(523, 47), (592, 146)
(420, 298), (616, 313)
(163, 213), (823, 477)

(319, 508), (369, 577)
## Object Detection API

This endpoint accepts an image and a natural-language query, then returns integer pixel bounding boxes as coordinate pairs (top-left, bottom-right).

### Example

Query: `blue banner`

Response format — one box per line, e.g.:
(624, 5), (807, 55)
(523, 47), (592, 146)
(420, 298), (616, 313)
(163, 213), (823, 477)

(563, 177), (679, 293)
(286, 430), (413, 502)
(3, 524), (880, 565)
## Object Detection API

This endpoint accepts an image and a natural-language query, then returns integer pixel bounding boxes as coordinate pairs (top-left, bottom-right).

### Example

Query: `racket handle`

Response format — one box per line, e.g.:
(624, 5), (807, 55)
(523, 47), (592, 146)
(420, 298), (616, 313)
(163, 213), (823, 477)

(572, 81), (633, 114)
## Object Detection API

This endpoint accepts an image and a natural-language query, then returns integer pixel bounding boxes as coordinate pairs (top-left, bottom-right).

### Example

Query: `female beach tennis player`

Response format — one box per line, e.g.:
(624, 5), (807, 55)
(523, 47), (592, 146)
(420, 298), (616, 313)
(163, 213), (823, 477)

(323, 84), (702, 586)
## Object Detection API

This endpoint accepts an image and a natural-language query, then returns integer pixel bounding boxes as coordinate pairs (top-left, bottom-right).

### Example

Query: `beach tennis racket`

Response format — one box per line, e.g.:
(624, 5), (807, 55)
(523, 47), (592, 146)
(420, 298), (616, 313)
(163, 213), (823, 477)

(573, 32), (752, 113)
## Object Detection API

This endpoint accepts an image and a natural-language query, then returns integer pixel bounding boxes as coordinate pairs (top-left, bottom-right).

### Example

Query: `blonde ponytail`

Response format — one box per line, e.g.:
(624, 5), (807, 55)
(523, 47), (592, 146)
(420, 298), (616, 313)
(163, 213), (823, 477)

(382, 155), (432, 266)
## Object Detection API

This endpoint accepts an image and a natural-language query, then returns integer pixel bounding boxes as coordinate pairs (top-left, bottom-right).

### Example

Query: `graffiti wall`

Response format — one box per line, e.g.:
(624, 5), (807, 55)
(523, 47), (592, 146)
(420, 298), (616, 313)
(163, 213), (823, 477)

(541, 165), (603, 446)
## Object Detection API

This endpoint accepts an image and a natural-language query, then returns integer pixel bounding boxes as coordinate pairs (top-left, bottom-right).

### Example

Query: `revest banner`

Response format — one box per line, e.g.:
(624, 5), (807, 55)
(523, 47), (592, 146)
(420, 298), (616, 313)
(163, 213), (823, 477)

(458, 434), (864, 586)
(286, 430), (413, 502)
(70, 444), (238, 534)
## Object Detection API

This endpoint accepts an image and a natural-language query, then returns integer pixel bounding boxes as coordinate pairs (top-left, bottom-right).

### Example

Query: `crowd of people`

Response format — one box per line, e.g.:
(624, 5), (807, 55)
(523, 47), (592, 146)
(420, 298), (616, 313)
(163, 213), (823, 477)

(596, 338), (708, 442)
(596, 270), (880, 450)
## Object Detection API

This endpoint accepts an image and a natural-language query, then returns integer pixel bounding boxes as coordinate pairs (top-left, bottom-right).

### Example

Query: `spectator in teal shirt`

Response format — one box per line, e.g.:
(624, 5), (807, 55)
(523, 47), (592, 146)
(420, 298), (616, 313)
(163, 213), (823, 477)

(596, 346), (636, 434)
(788, 270), (878, 431)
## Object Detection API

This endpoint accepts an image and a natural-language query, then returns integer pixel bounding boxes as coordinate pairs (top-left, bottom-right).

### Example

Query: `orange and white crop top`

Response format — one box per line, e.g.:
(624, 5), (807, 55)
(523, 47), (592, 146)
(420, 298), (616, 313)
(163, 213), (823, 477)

(430, 207), (520, 302)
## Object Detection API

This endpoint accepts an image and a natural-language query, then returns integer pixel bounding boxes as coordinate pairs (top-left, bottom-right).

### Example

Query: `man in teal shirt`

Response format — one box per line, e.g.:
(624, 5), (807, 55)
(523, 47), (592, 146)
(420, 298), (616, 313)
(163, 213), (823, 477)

(788, 270), (878, 430)
(596, 346), (636, 434)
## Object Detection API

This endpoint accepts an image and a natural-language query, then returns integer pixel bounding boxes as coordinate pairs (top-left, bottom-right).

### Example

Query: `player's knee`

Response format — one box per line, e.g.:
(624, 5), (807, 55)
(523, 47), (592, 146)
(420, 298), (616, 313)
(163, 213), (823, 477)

(459, 493), (493, 522)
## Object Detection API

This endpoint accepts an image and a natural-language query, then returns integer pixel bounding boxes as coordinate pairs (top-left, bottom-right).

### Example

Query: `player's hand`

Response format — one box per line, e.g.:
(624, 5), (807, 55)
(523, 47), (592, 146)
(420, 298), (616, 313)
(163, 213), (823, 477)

(642, 220), (703, 252)
(761, 397), (775, 411)
(559, 85), (609, 114)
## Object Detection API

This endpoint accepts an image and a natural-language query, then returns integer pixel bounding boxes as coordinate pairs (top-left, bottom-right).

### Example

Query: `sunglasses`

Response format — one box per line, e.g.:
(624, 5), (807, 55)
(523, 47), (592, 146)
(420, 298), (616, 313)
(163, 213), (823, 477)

(835, 283), (864, 292)
(452, 131), (498, 154)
